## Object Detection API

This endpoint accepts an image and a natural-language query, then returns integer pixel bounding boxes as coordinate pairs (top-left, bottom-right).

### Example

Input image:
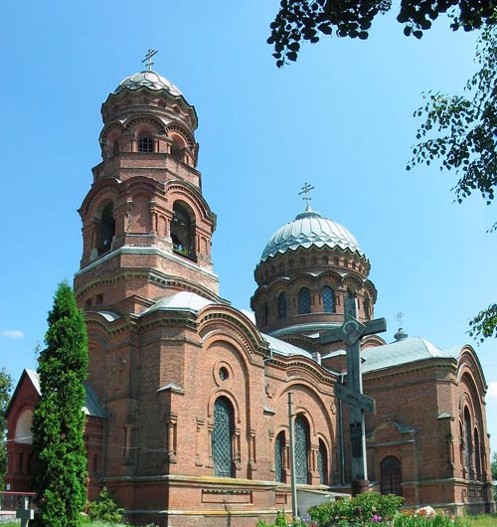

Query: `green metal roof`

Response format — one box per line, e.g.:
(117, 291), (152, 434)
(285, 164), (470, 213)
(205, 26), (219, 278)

(261, 208), (363, 262)
(115, 69), (183, 97)
(362, 337), (457, 373)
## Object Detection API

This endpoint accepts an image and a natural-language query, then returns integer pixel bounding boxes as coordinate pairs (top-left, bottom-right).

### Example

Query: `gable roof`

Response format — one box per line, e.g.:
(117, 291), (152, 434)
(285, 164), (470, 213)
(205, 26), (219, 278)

(8, 369), (106, 418)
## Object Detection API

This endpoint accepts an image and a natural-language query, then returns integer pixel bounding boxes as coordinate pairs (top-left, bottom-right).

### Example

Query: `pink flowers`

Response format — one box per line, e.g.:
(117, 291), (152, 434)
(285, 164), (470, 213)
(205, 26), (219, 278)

(371, 514), (383, 523)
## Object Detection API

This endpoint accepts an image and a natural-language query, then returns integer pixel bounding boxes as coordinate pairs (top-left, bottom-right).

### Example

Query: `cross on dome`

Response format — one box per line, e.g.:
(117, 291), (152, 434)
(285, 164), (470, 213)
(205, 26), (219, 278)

(299, 182), (315, 211)
(142, 49), (158, 71)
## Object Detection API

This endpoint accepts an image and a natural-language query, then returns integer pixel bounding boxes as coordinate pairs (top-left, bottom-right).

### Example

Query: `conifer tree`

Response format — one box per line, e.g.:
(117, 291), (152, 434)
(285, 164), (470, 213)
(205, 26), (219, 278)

(0, 367), (13, 488)
(32, 281), (88, 527)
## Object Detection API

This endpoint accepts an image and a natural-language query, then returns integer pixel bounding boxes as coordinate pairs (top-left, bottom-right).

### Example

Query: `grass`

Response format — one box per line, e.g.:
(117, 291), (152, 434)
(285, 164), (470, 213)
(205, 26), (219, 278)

(0, 514), (495, 527)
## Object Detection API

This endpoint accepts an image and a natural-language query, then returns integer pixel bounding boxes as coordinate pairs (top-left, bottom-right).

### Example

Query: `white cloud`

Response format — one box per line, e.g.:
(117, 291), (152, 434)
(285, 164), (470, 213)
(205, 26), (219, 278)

(487, 381), (497, 400)
(1, 329), (25, 339)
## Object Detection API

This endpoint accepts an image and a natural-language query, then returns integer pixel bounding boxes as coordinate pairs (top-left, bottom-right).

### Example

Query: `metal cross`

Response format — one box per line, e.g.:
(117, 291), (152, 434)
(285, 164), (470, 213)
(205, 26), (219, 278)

(320, 296), (386, 492)
(16, 496), (34, 527)
(142, 49), (158, 71)
(299, 182), (315, 209)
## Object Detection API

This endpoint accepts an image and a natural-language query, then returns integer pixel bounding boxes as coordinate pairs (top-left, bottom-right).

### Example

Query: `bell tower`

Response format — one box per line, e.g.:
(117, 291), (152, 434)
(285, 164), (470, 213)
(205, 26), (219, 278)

(74, 55), (220, 313)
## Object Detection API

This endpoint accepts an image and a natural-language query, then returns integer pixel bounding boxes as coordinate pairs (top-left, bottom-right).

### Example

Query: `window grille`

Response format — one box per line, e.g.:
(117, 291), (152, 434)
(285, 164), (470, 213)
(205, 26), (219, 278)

(294, 415), (309, 484)
(323, 286), (334, 313)
(317, 440), (327, 484)
(380, 456), (402, 496)
(275, 432), (285, 482)
(298, 288), (311, 314)
(212, 397), (234, 477)
(278, 292), (287, 319)
(138, 135), (154, 153)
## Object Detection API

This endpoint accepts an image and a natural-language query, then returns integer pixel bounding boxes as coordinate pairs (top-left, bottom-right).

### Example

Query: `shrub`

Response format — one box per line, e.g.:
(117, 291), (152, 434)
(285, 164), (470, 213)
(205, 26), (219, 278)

(309, 492), (404, 527)
(87, 488), (124, 523)
(392, 511), (472, 527)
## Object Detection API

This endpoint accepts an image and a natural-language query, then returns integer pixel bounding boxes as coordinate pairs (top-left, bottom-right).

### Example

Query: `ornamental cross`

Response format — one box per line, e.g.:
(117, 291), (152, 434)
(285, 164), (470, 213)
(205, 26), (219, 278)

(16, 496), (34, 527)
(142, 49), (158, 71)
(320, 297), (386, 489)
(299, 182), (315, 210)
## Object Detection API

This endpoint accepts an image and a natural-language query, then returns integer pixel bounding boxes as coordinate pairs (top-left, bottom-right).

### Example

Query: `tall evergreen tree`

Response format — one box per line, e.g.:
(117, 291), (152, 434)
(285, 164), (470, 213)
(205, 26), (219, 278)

(32, 281), (88, 527)
(0, 367), (13, 488)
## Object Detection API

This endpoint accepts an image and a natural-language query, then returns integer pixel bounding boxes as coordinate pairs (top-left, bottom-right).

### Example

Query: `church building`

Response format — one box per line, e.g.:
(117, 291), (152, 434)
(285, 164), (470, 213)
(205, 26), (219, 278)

(5, 62), (495, 526)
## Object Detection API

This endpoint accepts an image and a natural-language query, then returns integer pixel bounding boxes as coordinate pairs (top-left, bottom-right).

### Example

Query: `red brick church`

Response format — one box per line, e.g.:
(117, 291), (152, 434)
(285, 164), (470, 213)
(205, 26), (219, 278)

(5, 61), (495, 526)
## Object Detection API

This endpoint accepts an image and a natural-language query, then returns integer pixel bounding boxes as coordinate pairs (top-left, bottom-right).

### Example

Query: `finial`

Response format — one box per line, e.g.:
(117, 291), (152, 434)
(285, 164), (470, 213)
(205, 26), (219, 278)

(142, 49), (158, 71)
(299, 182), (315, 211)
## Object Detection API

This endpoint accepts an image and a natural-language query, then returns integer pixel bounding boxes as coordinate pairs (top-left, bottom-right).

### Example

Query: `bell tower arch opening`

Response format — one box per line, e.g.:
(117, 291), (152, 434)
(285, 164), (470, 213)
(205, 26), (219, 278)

(171, 201), (196, 260)
(96, 201), (116, 256)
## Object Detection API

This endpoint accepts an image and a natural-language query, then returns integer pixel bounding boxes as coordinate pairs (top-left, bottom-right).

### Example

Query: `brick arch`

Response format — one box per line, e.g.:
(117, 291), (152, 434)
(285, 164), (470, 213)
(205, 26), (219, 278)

(165, 123), (195, 149)
(165, 182), (214, 225)
(124, 115), (165, 134)
(79, 177), (121, 217)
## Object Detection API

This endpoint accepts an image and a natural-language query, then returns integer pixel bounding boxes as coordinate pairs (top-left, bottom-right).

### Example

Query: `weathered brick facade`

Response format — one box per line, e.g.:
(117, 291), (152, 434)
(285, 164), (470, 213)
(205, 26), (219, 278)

(5, 67), (495, 525)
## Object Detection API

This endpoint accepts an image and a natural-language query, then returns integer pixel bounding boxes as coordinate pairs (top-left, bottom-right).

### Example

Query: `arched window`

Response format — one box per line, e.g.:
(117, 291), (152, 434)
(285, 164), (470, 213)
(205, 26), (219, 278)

(298, 288), (311, 314)
(294, 415), (309, 484)
(278, 292), (287, 319)
(113, 140), (120, 156)
(15, 409), (33, 445)
(464, 407), (473, 479)
(171, 138), (185, 161)
(138, 134), (154, 153)
(364, 295), (371, 319)
(317, 440), (328, 485)
(474, 428), (482, 481)
(171, 202), (195, 260)
(212, 397), (234, 477)
(322, 286), (334, 313)
(97, 202), (115, 255)
(275, 431), (285, 483)
(380, 456), (402, 496)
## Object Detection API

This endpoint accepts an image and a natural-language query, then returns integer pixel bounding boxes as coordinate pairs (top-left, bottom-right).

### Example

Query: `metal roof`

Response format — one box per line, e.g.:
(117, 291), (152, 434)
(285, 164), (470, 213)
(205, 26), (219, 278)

(262, 333), (312, 359)
(141, 291), (214, 315)
(362, 337), (458, 373)
(114, 69), (183, 97)
(261, 208), (363, 262)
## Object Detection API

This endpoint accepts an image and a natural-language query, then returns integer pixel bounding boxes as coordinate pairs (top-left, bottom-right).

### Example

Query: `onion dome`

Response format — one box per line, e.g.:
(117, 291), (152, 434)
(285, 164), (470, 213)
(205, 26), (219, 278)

(261, 208), (362, 262)
(114, 69), (183, 97)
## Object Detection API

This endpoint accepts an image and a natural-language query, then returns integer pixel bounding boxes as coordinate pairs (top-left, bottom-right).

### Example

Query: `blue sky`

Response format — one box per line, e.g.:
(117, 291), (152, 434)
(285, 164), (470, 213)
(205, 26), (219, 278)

(1, 2), (496, 455)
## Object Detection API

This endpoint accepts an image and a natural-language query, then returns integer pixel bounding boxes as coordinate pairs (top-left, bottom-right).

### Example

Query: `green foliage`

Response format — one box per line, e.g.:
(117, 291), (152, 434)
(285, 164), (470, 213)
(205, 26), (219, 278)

(308, 492), (403, 527)
(0, 367), (13, 488)
(268, 0), (497, 66)
(408, 26), (497, 342)
(87, 488), (124, 523)
(256, 510), (315, 526)
(392, 512), (471, 527)
(31, 281), (89, 527)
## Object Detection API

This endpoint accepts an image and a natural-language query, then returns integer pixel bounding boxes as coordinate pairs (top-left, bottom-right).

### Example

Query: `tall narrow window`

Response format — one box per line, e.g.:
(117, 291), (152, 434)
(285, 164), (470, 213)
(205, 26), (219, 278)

(97, 203), (115, 255)
(317, 440), (328, 485)
(138, 134), (154, 153)
(380, 456), (402, 496)
(171, 138), (184, 161)
(474, 428), (482, 481)
(275, 431), (285, 483)
(298, 288), (311, 314)
(464, 408), (473, 480)
(322, 286), (334, 313)
(294, 415), (309, 484)
(364, 296), (371, 319)
(171, 202), (195, 260)
(212, 397), (234, 477)
(278, 292), (287, 319)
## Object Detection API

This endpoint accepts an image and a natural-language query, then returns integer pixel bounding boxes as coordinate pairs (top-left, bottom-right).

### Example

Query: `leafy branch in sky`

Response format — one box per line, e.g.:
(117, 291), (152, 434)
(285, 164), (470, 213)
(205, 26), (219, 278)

(408, 26), (497, 342)
(268, 0), (497, 67)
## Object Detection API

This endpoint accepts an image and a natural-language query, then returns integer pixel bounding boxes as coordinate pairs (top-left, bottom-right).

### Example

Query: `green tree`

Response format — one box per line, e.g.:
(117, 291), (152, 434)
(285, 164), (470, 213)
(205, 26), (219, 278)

(492, 451), (497, 480)
(268, 0), (497, 66)
(0, 367), (13, 488)
(408, 26), (497, 341)
(32, 281), (88, 527)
